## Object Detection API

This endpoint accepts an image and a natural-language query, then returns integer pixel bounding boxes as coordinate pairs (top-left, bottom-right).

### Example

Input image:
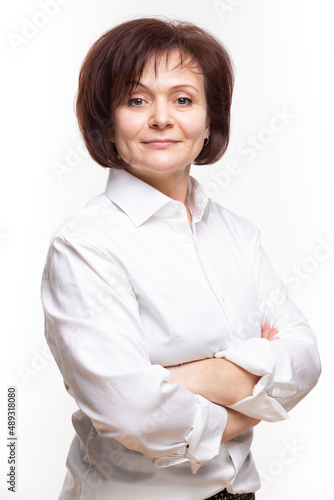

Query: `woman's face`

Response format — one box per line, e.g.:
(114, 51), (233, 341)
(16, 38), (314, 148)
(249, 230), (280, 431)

(111, 51), (210, 180)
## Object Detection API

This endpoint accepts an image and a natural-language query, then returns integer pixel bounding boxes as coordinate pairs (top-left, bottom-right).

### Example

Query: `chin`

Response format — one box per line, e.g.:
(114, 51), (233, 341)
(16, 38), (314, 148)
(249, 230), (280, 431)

(131, 159), (188, 174)
(147, 163), (188, 174)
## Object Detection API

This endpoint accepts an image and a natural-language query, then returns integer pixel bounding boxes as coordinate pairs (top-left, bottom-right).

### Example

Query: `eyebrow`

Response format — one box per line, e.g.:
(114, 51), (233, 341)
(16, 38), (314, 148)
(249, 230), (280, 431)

(130, 82), (200, 95)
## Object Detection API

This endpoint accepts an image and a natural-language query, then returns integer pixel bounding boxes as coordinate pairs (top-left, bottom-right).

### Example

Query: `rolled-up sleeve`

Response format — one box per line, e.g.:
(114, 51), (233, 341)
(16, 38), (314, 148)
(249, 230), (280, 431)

(214, 229), (321, 422)
(41, 235), (227, 473)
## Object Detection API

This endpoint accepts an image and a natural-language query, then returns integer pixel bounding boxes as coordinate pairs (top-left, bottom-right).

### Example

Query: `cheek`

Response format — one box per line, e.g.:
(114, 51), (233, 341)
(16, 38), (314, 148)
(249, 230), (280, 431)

(114, 112), (143, 144)
(182, 113), (208, 140)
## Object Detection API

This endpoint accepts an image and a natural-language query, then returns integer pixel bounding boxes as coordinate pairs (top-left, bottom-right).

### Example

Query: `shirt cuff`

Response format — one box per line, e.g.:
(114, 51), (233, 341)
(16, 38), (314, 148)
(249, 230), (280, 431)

(152, 394), (227, 474)
(214, 338), (289, 422)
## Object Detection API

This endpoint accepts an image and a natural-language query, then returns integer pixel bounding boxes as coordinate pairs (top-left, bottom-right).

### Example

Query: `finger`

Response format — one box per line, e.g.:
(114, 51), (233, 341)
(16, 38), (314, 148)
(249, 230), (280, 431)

(261, 324), (270, 339)
(268, 328), (278, 341)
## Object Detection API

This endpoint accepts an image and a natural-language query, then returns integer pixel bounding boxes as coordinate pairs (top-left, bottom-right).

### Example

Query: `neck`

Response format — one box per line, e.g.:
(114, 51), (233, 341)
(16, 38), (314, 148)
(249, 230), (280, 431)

(124, 165), (191, 204)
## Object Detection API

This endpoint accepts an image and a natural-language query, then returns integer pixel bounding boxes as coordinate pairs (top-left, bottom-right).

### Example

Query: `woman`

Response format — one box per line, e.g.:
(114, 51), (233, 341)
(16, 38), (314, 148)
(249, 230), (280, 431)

(41, 17), (321, 500)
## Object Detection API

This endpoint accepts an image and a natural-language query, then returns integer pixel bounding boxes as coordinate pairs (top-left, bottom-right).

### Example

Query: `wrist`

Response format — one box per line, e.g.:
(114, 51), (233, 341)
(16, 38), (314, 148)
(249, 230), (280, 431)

(222, 408), (260, 443)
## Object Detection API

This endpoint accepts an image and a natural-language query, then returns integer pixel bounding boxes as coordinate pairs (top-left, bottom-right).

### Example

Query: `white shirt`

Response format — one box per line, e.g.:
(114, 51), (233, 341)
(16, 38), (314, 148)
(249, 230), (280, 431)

(41, 168), (321, 500)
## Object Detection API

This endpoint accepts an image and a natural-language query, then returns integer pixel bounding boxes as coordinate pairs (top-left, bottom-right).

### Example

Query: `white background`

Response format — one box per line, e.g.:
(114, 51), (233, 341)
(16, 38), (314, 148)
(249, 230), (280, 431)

(1, 1), (333, 498)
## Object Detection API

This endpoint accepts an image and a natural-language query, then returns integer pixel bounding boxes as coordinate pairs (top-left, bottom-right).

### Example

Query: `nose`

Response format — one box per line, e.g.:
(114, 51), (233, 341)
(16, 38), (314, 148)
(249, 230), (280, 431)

(148, 98), (174, 129)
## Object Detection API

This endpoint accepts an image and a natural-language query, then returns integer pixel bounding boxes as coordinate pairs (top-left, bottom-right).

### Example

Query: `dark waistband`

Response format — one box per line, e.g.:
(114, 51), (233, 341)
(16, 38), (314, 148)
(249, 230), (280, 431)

(204, 489), (255, 500)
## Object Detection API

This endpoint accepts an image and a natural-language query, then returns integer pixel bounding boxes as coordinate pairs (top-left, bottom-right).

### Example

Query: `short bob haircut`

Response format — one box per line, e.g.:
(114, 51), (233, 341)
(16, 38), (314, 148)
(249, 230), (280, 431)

(76, 17), (234, 168)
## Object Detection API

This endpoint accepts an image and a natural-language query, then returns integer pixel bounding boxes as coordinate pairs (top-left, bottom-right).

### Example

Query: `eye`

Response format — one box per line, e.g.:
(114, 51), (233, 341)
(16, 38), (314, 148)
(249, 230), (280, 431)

(128, 98), (146, 107)
(175, 97), (193, 106)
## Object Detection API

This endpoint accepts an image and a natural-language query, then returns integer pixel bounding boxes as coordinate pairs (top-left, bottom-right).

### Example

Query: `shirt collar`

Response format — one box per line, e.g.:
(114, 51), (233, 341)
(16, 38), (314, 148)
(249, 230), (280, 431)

(104, 168), (210, 227)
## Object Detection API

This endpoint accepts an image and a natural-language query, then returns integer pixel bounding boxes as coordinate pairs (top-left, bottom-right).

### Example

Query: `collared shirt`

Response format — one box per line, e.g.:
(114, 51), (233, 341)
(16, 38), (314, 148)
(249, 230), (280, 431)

(41, 168), (321, 500)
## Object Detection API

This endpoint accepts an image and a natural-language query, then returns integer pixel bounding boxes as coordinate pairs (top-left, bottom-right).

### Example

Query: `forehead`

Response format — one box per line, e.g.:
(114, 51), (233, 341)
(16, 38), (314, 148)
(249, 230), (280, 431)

(136, 50), (205, 88)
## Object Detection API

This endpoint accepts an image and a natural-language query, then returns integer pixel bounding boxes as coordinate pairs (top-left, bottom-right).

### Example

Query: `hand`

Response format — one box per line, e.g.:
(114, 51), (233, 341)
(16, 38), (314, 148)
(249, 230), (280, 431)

(261, 323), (278, 341)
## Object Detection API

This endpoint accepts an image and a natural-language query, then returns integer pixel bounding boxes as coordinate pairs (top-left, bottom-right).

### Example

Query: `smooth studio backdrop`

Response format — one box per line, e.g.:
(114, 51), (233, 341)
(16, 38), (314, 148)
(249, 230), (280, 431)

(1, 1), (333, 498)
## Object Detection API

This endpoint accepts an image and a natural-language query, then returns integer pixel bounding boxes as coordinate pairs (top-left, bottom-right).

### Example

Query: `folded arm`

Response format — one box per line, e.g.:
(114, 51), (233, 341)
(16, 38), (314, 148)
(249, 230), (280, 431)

(168, 324), (276, 440)
(168, 324), (277, 407)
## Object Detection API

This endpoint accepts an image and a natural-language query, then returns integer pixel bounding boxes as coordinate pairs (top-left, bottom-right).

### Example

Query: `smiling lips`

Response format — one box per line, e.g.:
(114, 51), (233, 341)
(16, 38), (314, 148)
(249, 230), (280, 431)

(143, 140), (179, 148)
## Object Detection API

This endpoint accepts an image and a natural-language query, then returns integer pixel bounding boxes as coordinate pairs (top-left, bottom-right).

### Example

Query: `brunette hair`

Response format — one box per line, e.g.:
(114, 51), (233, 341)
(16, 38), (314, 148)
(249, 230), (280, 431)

(76, 17), (234, 168)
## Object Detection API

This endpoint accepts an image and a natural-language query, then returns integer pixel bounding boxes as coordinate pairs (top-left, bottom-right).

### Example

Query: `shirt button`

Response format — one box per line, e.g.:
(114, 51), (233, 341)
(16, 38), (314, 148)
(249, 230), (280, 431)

(184, 237), (190, 244)
(176, 206), (182, 214)
(221, 295), (225, 303)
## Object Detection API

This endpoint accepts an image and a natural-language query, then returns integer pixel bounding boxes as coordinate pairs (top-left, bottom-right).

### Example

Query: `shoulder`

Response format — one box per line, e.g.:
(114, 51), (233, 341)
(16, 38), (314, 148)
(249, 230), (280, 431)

(46, 192), (131, 251)
(42, 193), (133, 283)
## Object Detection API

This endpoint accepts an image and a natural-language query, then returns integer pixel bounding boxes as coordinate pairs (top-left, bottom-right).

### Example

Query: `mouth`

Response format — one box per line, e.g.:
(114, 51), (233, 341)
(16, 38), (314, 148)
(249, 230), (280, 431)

(142, 140), (179, 148)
